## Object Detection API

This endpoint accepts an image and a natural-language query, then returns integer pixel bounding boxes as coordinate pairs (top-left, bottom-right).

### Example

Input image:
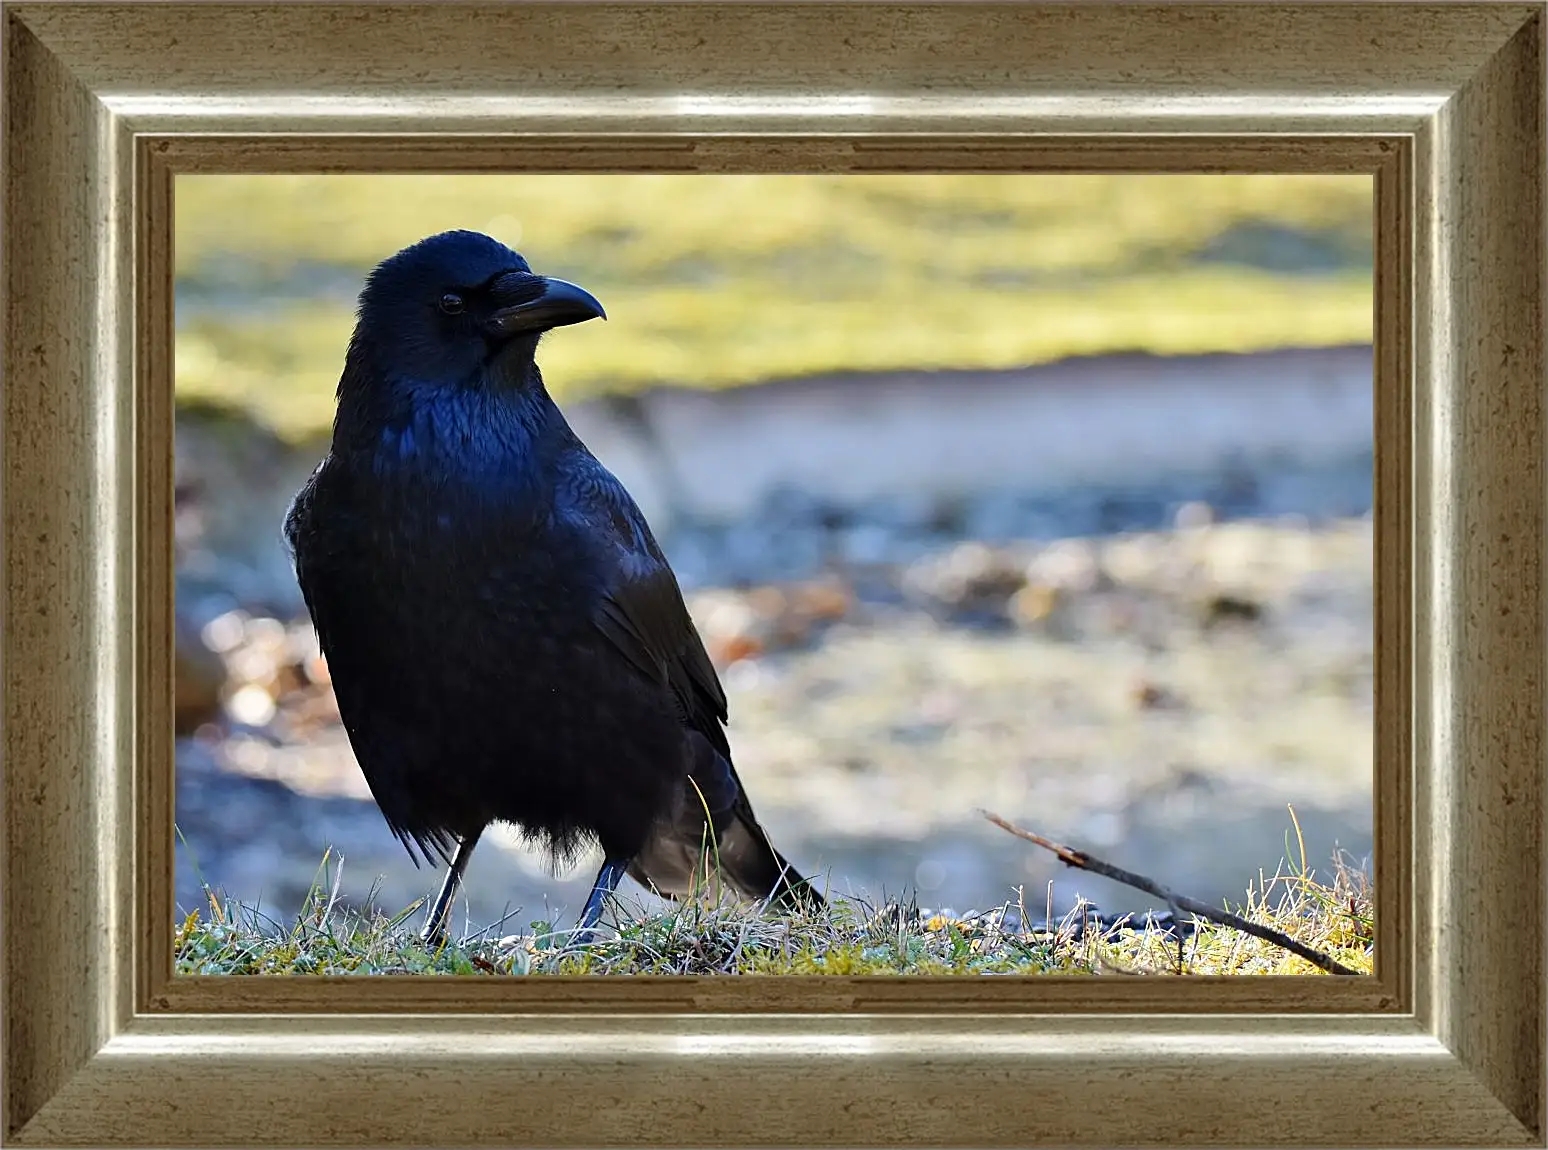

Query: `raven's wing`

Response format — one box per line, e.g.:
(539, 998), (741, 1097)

(571, 460), (824, 911)
(584, 480), (731, 760)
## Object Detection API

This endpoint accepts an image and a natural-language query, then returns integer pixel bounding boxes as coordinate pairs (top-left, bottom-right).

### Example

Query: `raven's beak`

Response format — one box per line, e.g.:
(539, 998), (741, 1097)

(485, 271), (606, 336)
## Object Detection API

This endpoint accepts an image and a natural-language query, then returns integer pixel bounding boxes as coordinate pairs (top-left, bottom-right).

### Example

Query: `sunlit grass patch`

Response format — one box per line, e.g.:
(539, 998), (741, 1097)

(174, 173), (1374, 441)
(176, 272), (1374, 442)
(176, 174), (1374, 285)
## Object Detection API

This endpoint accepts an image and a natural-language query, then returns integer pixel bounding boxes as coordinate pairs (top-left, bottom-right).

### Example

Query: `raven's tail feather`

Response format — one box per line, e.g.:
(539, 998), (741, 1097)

(712, 813), (826, 915)
(628, 737), (824, 917)
(629, 808), (825, 916)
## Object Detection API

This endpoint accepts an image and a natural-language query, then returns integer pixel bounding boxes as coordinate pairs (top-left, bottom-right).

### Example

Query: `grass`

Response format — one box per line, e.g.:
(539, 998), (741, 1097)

(174, 174), (1375, 442)
(174, 835), (1375, 977)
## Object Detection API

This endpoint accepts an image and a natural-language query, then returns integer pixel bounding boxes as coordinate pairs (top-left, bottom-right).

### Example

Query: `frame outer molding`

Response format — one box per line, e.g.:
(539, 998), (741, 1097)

(2, 11), (137, 1137)
(1416, 11), (1547, 1127)
(2, 2), (1544, 1147)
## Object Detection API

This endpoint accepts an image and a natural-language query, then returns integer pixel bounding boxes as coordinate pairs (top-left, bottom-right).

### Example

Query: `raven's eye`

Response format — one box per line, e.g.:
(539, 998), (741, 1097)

(438, 293), (465, 315)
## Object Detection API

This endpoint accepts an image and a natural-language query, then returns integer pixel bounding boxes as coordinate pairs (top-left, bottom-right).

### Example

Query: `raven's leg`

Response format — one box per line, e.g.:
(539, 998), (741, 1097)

(420, 828), (483, 947)
(573, 857), (630, 944)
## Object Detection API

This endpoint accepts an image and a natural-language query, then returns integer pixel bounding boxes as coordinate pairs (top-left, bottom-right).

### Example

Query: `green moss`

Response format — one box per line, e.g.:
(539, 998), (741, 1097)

(174, 840), (1374, 977)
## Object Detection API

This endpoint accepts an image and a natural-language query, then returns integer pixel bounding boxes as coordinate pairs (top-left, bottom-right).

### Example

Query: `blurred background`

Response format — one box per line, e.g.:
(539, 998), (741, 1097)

(173, 174), (1375, 938)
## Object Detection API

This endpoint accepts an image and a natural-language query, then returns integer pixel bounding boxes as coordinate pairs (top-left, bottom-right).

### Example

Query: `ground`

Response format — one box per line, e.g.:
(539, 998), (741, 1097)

(175, 410), (1373, 932)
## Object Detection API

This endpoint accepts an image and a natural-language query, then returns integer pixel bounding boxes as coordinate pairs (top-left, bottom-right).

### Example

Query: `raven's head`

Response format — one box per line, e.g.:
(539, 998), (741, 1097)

(348, 229), (606, 386)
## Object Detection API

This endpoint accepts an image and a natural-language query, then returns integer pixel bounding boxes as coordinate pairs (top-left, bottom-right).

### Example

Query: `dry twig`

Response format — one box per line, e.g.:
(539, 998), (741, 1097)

(978, 809), (1360, 977)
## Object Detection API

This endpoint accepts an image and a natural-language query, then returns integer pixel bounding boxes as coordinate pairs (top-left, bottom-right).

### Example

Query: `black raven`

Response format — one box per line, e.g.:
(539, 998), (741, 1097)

(283, 230), (824, 945)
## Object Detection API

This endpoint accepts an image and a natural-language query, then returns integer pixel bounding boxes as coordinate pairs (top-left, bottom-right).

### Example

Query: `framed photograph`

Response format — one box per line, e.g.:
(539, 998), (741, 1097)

(3, 2), (1542, 1146)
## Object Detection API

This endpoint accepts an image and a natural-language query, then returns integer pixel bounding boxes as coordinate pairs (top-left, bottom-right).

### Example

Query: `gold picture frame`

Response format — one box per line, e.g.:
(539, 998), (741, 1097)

(3, 2), (1542, 1145)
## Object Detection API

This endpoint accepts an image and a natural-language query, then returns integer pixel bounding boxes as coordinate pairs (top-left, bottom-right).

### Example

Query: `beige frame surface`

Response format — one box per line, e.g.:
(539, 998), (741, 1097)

(2, 2), (1543, 1146)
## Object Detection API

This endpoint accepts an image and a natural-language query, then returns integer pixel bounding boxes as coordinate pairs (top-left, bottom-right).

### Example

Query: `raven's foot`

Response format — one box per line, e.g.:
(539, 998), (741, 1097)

(570, 856), (629, 946)
(418, 828), (484, 951)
